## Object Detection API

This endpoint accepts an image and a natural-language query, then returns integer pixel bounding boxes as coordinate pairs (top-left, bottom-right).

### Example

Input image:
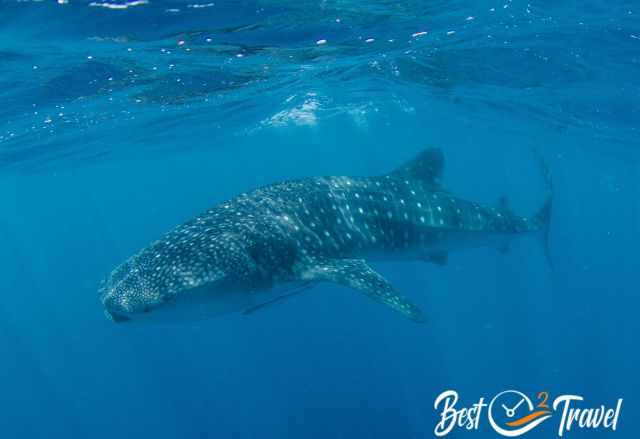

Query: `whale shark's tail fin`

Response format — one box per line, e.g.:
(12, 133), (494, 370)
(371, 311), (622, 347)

(532, 148), (553, 270)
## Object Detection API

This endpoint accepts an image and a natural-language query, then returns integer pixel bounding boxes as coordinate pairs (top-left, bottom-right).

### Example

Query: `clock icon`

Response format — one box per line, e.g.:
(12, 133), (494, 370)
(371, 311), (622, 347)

(502, 396), (526, 418)
(488, 390), (552, 437)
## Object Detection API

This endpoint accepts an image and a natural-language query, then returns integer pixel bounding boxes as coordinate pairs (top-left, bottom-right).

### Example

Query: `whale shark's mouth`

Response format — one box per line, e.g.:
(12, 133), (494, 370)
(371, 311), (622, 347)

(104, 309), (132, 323)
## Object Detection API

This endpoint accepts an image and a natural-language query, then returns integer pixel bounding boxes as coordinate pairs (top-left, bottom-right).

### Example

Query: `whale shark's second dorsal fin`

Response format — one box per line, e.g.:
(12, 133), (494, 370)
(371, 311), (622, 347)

(390, 148), (444, 187)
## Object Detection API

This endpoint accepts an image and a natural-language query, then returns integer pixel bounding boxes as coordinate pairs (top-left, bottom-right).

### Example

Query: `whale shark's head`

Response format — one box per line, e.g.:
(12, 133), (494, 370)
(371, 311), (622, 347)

(99, 230), (258, 323)
(99, 258), (168, 323)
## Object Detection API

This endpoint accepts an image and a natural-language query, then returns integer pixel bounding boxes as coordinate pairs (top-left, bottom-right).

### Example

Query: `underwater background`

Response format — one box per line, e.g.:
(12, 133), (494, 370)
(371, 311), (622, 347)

(0, 1), (638, 438)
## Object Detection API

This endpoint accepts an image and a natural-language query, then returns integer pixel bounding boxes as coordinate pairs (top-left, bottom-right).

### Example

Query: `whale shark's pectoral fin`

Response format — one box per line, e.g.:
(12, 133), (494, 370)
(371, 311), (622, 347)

(301, 258), (425, 322)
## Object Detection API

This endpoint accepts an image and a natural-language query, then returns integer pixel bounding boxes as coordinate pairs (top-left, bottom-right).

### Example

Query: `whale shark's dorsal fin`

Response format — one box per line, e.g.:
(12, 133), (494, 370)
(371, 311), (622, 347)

(390, 148), (444, 187)
(300, 258), (425, 322)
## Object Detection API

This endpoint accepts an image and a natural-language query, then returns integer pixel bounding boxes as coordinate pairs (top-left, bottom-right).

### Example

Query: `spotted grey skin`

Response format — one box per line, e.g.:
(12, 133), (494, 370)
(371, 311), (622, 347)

(100, 148), (552, 324)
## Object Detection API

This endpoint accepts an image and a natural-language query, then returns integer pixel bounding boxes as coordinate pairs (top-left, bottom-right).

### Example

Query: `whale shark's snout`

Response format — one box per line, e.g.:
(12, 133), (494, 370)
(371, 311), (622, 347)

(102, 294), (134, 323)
(99, 261), (166, 323)
(105, 310), (132, 323)
(107, 312), (131, 323)
(100, 285), (140, 323)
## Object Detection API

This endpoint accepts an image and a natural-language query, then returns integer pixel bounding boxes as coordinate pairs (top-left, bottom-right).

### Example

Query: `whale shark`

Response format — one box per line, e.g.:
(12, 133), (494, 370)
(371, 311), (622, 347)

(100, 148), (552, 323)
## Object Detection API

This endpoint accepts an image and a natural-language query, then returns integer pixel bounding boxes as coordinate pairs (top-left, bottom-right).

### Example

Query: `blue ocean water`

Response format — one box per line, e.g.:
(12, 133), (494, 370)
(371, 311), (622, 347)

(1, 1), (638, 438)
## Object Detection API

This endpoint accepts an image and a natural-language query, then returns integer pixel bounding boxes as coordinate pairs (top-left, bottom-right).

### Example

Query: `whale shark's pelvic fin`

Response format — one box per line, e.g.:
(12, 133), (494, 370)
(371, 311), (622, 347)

(301, 258), (425, 322)
(390, 147), (444, 188)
